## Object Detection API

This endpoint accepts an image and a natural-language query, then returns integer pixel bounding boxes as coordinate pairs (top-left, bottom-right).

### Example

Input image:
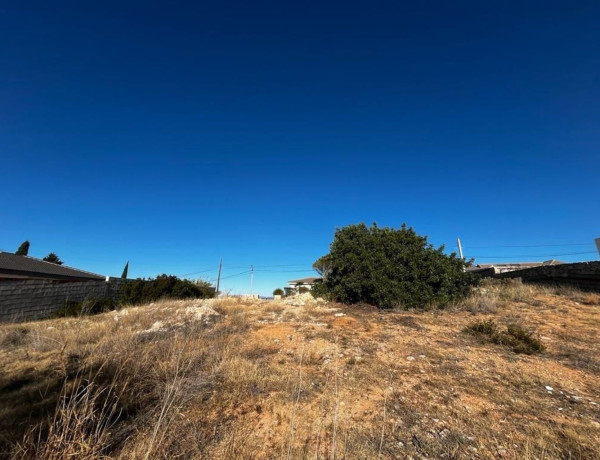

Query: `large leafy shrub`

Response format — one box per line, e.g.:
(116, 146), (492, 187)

(313, 223), (474, 309)
(120, 275), (215, 305)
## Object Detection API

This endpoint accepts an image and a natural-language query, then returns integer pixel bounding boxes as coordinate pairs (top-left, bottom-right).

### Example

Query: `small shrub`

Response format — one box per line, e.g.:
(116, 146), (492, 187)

(52, 297), (117, 318)
(464, 319), (498, 336)
(504, 325), (545, 354)
(273, 288), (284, 296)
(464, 320), (545, 355)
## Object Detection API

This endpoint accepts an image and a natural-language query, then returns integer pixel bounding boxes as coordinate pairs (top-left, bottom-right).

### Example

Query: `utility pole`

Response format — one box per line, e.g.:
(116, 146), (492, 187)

(250, 265), (254, 296)
(595, 238), (600, 259)
(215, 258), (222, 298)
(457, 238), (464, 260)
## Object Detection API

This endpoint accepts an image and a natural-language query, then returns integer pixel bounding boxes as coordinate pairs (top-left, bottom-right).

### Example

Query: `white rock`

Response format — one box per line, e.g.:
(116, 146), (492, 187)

(185, 304), (221, 322)
(545, 386), (554, 391)
(150, 321), (164, 331)
(406, 356), (415, 361)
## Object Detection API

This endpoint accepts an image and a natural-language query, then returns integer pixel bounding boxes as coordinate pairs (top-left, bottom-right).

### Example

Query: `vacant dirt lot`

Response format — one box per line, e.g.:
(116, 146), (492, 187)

(1, 283), (599, 459)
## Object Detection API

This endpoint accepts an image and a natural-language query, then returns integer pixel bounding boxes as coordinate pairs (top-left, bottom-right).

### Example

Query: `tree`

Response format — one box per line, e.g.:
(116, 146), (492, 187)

(43, 253), (63, 265)
(15, 240), (30, 256)
(273, 288), (284, 296)
(121, 261), (129, 279)
(313, 223), (475, 309)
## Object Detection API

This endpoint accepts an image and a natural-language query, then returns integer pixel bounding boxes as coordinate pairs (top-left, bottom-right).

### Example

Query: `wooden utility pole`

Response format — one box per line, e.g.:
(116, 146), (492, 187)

(215, 258), (222, 298)
(595, 238), (600, 259)
(457, 238), (464, 260)
(250, 265), (254, 296)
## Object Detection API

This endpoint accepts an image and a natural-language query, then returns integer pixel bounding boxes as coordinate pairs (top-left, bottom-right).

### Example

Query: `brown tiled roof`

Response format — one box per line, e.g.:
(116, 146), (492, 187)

(0, 252), (105, 281)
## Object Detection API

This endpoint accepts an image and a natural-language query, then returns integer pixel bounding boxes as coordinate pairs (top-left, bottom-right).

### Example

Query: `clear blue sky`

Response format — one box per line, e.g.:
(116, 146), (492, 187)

(1, 1), (599, 295)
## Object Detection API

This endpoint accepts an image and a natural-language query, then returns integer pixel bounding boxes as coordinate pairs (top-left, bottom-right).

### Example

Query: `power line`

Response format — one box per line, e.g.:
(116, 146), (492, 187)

(180, 267), (218, 277)
(463, 243), (591, 249)
(255, 269), (316, 273)
(253, 263), (313, 268)
(218, 263), (312, 269)
(218, 270), (252, 281)
(472, 251), (597, 259)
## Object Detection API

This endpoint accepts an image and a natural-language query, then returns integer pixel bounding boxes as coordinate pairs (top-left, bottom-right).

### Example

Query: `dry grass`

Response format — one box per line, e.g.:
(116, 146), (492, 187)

(0, 286), (599, 459)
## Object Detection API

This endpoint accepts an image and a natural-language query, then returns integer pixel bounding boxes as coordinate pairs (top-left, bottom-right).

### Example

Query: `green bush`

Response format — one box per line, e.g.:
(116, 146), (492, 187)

(313, 223), (475, 309)
(273, 288), (284, 296)
(119, 274), (215, 306)
(53, 297), (117, 318)
(464, 319), (498, 335)
(464, 320), (545, 355)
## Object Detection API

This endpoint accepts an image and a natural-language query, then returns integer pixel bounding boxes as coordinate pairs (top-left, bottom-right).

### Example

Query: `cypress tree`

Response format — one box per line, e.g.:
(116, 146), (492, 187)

(15, 240), (30, 256)
(121, 261), (129, 279)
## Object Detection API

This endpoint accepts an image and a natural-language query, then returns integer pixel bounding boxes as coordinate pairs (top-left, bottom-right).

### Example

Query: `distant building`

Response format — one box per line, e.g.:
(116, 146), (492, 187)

(286, 277), (322, 290)
(467, 259), (564, 275)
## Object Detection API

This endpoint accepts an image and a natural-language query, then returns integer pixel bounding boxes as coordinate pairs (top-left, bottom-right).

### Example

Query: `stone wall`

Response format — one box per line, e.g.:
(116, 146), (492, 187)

(495, 261), (600, 290)
(0, 278), (125, 322)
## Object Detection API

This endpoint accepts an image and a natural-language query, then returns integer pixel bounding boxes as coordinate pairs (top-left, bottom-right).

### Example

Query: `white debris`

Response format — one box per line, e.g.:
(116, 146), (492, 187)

(150, 321), (165, 331)
(545, 386), (554, 392)
(185, 304), (221, 323)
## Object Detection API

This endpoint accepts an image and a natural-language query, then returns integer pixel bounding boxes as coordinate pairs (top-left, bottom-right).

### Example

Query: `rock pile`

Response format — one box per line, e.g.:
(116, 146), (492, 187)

(282, 292), (325, 306)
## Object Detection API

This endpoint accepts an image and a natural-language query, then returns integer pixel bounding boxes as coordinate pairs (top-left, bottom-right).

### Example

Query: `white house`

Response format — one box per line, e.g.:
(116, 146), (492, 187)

(286, 277), (322, 290)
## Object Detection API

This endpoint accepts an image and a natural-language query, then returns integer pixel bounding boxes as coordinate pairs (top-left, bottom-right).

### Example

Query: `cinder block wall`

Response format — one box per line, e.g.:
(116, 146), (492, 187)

(495, 261), (600, 290)
(0, 278), (125, 322)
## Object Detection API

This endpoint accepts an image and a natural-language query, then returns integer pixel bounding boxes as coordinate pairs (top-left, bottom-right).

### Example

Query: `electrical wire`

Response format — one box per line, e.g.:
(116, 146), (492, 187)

(179, 267), (218, 277)
(254, 269), (316, 273)
(217, 270), (252, 280)
(471, 251), (596, 259)
(463, 243), (591, 249)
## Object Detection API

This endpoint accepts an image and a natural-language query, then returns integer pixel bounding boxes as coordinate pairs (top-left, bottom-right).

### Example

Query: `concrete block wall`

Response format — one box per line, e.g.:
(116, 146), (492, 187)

(0, 278), (125, 322)
(495, 261), (600, 290)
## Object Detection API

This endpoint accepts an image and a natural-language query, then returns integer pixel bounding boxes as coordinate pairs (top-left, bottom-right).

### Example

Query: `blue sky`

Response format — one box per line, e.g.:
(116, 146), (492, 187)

(1, 1), (599, 295)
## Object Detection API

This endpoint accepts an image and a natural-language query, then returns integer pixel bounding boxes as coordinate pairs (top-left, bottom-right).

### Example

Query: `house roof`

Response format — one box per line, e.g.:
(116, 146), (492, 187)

(287, 277), (321, 285)
(472, 260), (565, 269)
(0, 252), (105, 281)
(466, 259), (565, 273)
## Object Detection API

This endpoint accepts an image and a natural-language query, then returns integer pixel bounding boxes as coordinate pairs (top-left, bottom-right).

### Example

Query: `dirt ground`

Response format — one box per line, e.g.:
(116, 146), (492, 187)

(0, 284), (599, 459)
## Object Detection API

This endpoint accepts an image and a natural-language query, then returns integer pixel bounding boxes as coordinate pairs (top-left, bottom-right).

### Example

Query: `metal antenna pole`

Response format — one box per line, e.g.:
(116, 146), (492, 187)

(457, 238), (464, 260)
